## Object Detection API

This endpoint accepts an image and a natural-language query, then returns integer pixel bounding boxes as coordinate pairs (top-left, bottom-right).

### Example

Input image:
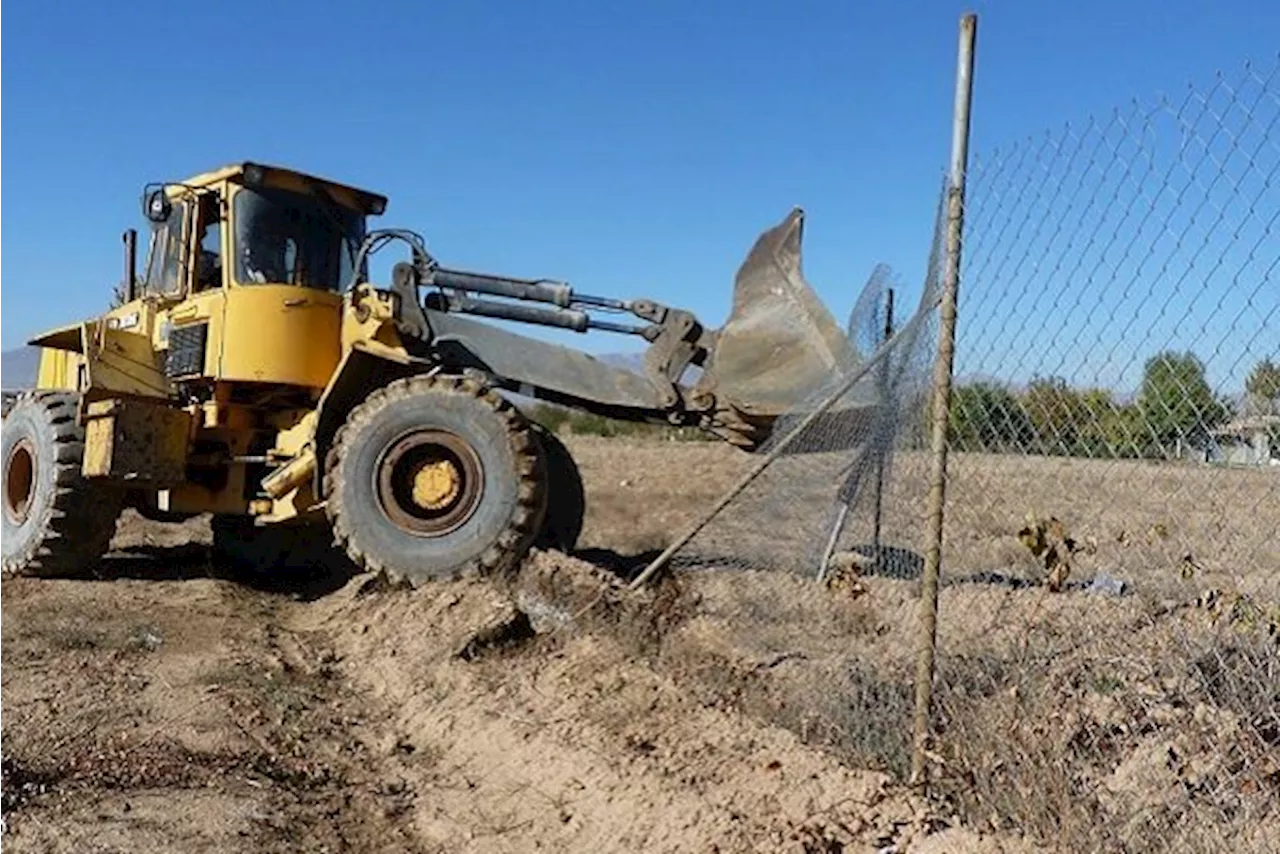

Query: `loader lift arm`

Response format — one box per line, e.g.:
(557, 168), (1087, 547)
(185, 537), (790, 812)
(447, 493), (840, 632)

(356, 229), (716, 420)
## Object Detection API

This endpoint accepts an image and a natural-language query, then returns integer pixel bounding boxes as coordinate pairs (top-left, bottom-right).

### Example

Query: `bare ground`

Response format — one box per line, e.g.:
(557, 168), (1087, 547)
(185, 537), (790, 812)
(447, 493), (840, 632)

(3, 436), (1277, 852)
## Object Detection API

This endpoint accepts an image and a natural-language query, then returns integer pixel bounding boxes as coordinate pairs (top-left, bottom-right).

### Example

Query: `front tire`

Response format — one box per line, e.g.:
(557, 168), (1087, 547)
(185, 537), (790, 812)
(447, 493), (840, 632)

(324, 375), (547, 586)
(2, 392), (123, 577)
(531, 425), (585, 553)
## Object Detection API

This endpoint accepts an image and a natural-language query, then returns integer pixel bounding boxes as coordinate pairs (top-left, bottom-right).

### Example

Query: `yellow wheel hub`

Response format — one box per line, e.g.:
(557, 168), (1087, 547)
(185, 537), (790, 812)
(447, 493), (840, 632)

(411, 458), (462, 510)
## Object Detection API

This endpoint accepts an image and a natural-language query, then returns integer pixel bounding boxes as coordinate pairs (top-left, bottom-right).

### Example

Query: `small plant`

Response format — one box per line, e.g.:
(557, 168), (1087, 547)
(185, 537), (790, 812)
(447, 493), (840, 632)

(1017, 513), (1094, 591)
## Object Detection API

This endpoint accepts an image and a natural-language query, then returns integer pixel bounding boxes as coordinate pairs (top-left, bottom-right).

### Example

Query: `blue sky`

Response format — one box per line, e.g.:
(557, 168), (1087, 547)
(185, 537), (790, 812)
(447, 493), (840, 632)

(3, 0), (1277, 390)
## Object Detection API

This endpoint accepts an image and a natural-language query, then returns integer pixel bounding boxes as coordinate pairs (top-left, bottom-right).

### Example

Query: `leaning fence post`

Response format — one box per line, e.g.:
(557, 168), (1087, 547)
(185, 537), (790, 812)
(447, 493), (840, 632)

(911, 11), (978, 787)
(871, 287), (895, 558)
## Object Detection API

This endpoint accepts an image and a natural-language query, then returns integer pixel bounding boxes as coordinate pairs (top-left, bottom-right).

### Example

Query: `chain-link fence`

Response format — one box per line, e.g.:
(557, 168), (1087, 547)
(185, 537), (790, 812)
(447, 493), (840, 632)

(651, 256), (940, 581)
(924, 54), (1280, 852)
(615, 35), (1277, 854)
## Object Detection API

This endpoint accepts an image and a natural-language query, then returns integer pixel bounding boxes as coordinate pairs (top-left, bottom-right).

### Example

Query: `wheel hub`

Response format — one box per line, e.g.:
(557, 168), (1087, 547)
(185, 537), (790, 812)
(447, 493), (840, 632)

(4, 438), (36, 525)
(411, 458), (463, 510)
(377, 429), (484, 537)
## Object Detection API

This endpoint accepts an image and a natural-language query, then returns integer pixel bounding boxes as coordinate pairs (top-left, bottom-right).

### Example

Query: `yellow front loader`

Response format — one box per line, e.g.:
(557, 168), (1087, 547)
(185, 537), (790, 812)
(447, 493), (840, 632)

(2, 162), (854, 584)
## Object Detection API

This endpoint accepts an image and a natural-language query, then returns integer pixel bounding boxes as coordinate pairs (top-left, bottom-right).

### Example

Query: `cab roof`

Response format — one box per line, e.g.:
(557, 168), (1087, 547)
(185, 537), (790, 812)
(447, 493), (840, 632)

(176, 161), (389, 216)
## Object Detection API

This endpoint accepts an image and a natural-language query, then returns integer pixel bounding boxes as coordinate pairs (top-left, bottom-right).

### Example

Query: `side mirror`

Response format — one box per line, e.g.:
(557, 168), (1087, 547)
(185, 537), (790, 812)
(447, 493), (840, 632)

(144, 188), (172, 223)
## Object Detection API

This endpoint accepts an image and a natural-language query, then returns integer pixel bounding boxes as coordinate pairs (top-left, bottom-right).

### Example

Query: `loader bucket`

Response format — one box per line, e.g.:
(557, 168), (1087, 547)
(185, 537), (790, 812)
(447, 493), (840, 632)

(701, 208), (853, 424)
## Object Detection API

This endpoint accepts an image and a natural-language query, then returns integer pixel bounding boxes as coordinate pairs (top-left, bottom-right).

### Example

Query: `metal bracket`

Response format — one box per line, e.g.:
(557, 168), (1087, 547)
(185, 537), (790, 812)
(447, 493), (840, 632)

(641, 307), (711, 415)
(389, 261), (433, 341)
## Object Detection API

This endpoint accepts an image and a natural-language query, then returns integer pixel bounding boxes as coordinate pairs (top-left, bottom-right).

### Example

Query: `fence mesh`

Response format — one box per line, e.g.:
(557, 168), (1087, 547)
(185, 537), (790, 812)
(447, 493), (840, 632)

(547, 46), (1280, 852)
(928, 55), (1280, 852)
(662, 193), (943, 580)
(599, 187), (948, 790)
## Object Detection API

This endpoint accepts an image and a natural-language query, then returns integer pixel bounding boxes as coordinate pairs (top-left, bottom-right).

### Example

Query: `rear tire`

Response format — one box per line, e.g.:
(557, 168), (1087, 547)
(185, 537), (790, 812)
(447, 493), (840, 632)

(531, 425), (585, 553)
(2, 392), (123, 577)
(324, 374), (547, 586)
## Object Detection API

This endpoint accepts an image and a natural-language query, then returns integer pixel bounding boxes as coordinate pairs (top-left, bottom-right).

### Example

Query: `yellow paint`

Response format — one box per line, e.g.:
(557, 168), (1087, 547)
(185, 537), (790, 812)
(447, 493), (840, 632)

(14, 162), (417, 525)
(81, 398), (191, 483)
(35, 348), (82, 391)
(262, 448), (316, 500)
(272, 411), (318, 455)
(153, 288), (223, 375)
(258, 481), (324, 525)
(217, 285), (343, 389)
(413, 459), (462, 510)
(81, 401), (114, 478)
(79, 320), (171, 402)
(341, 286), (408, 352)
(172, 161), (387, 215)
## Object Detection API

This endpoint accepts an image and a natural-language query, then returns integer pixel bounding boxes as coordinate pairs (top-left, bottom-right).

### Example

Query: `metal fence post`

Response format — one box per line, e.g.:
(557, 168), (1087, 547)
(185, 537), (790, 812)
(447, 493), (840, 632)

(871, 287), (895, 557)
(911, 11), (978, 786)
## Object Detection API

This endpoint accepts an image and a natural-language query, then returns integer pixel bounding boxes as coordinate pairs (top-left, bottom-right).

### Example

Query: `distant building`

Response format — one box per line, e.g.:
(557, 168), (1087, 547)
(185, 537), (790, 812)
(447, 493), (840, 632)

(1207, 415), (1279, 466)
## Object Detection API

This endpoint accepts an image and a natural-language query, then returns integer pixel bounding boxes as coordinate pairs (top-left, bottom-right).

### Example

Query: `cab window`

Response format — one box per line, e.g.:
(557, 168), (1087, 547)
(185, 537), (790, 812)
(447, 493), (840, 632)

(195, 194), (223, 292)
(233, 184), (364, 290)
(141, 201), (189, 297)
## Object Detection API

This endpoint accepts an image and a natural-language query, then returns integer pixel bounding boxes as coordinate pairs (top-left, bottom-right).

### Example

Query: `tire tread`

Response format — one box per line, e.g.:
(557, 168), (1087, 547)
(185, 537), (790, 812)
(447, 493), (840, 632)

(323, 374), (547, 585)
(2, 391), (122, 577)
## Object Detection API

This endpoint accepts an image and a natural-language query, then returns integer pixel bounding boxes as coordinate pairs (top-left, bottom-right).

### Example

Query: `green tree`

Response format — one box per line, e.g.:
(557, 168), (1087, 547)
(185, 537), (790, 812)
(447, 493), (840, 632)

(1077, 387), (1127, 457)
(1093, 402), (1153, 459)
(1245, 358), (1280, 415)
(1135, 350), (1231, 455)
(948, 382), (1034, 452)
(1018, 378), (1129, 458)
(1021, 376), (1087, 456)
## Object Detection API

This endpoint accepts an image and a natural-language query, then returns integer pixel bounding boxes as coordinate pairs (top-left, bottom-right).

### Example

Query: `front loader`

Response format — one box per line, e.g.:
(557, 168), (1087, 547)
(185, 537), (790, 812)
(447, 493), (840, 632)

(2, 162), (854, 585)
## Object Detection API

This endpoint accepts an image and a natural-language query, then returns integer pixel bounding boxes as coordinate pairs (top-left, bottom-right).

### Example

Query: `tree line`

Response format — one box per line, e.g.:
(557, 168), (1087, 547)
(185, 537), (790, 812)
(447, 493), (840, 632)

(948, 351), (1279, 459)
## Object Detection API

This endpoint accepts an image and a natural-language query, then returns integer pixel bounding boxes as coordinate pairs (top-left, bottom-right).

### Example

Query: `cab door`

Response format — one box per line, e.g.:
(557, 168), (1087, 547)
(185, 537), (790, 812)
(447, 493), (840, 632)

(154, 190), (225, 381)
(215, 183), (342, 391)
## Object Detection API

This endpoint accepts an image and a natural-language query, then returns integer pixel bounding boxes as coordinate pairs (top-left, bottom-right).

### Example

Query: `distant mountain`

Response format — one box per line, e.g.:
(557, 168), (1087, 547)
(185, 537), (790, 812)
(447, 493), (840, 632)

(2, 347), (40, 390)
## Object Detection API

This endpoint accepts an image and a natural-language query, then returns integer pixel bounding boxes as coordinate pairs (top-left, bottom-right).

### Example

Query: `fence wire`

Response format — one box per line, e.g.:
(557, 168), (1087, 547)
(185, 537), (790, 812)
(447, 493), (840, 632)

(662, 193), (944, 581)
(608, 189), (947, 791)
(926, 55), (1280, 853)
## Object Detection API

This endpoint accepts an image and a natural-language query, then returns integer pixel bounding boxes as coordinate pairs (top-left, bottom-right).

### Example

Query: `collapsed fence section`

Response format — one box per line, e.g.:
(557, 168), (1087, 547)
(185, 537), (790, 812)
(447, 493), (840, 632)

(640, 226), (943, 584)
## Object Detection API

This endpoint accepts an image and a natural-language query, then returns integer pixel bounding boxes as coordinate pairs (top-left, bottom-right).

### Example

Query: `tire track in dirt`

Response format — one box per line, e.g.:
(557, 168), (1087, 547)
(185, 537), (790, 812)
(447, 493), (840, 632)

(1, 569), (430, 853)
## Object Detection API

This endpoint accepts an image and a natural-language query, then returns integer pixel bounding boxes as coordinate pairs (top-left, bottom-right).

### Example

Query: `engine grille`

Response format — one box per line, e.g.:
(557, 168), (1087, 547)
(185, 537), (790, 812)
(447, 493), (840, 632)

(165, 322), (208, 378)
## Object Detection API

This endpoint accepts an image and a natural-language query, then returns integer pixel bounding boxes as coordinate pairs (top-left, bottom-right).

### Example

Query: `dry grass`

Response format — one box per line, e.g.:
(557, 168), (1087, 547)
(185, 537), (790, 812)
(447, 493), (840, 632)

(563, 436), (1280, 852)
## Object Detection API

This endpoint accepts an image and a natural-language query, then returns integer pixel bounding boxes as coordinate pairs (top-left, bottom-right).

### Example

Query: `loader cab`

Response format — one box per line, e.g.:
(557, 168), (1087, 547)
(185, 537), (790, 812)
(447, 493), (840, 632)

(139, 162), (385, 297)
(134, 163), (387, 392)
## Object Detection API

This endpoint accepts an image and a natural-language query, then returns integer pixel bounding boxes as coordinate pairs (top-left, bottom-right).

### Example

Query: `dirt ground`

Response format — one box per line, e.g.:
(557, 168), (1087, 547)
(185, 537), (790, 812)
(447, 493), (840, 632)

(3, 436), (1276, 853)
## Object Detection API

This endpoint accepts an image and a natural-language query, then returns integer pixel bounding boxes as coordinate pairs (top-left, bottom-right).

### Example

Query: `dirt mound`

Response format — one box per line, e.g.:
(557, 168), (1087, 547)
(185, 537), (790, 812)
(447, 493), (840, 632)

(290, 551), (1036, 853)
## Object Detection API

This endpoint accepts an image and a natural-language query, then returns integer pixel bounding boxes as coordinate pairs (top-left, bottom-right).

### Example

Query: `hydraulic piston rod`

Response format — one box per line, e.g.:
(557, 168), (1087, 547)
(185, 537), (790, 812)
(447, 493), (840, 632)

(425, 291), (653, 336)
(430, 267), (638, 316)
